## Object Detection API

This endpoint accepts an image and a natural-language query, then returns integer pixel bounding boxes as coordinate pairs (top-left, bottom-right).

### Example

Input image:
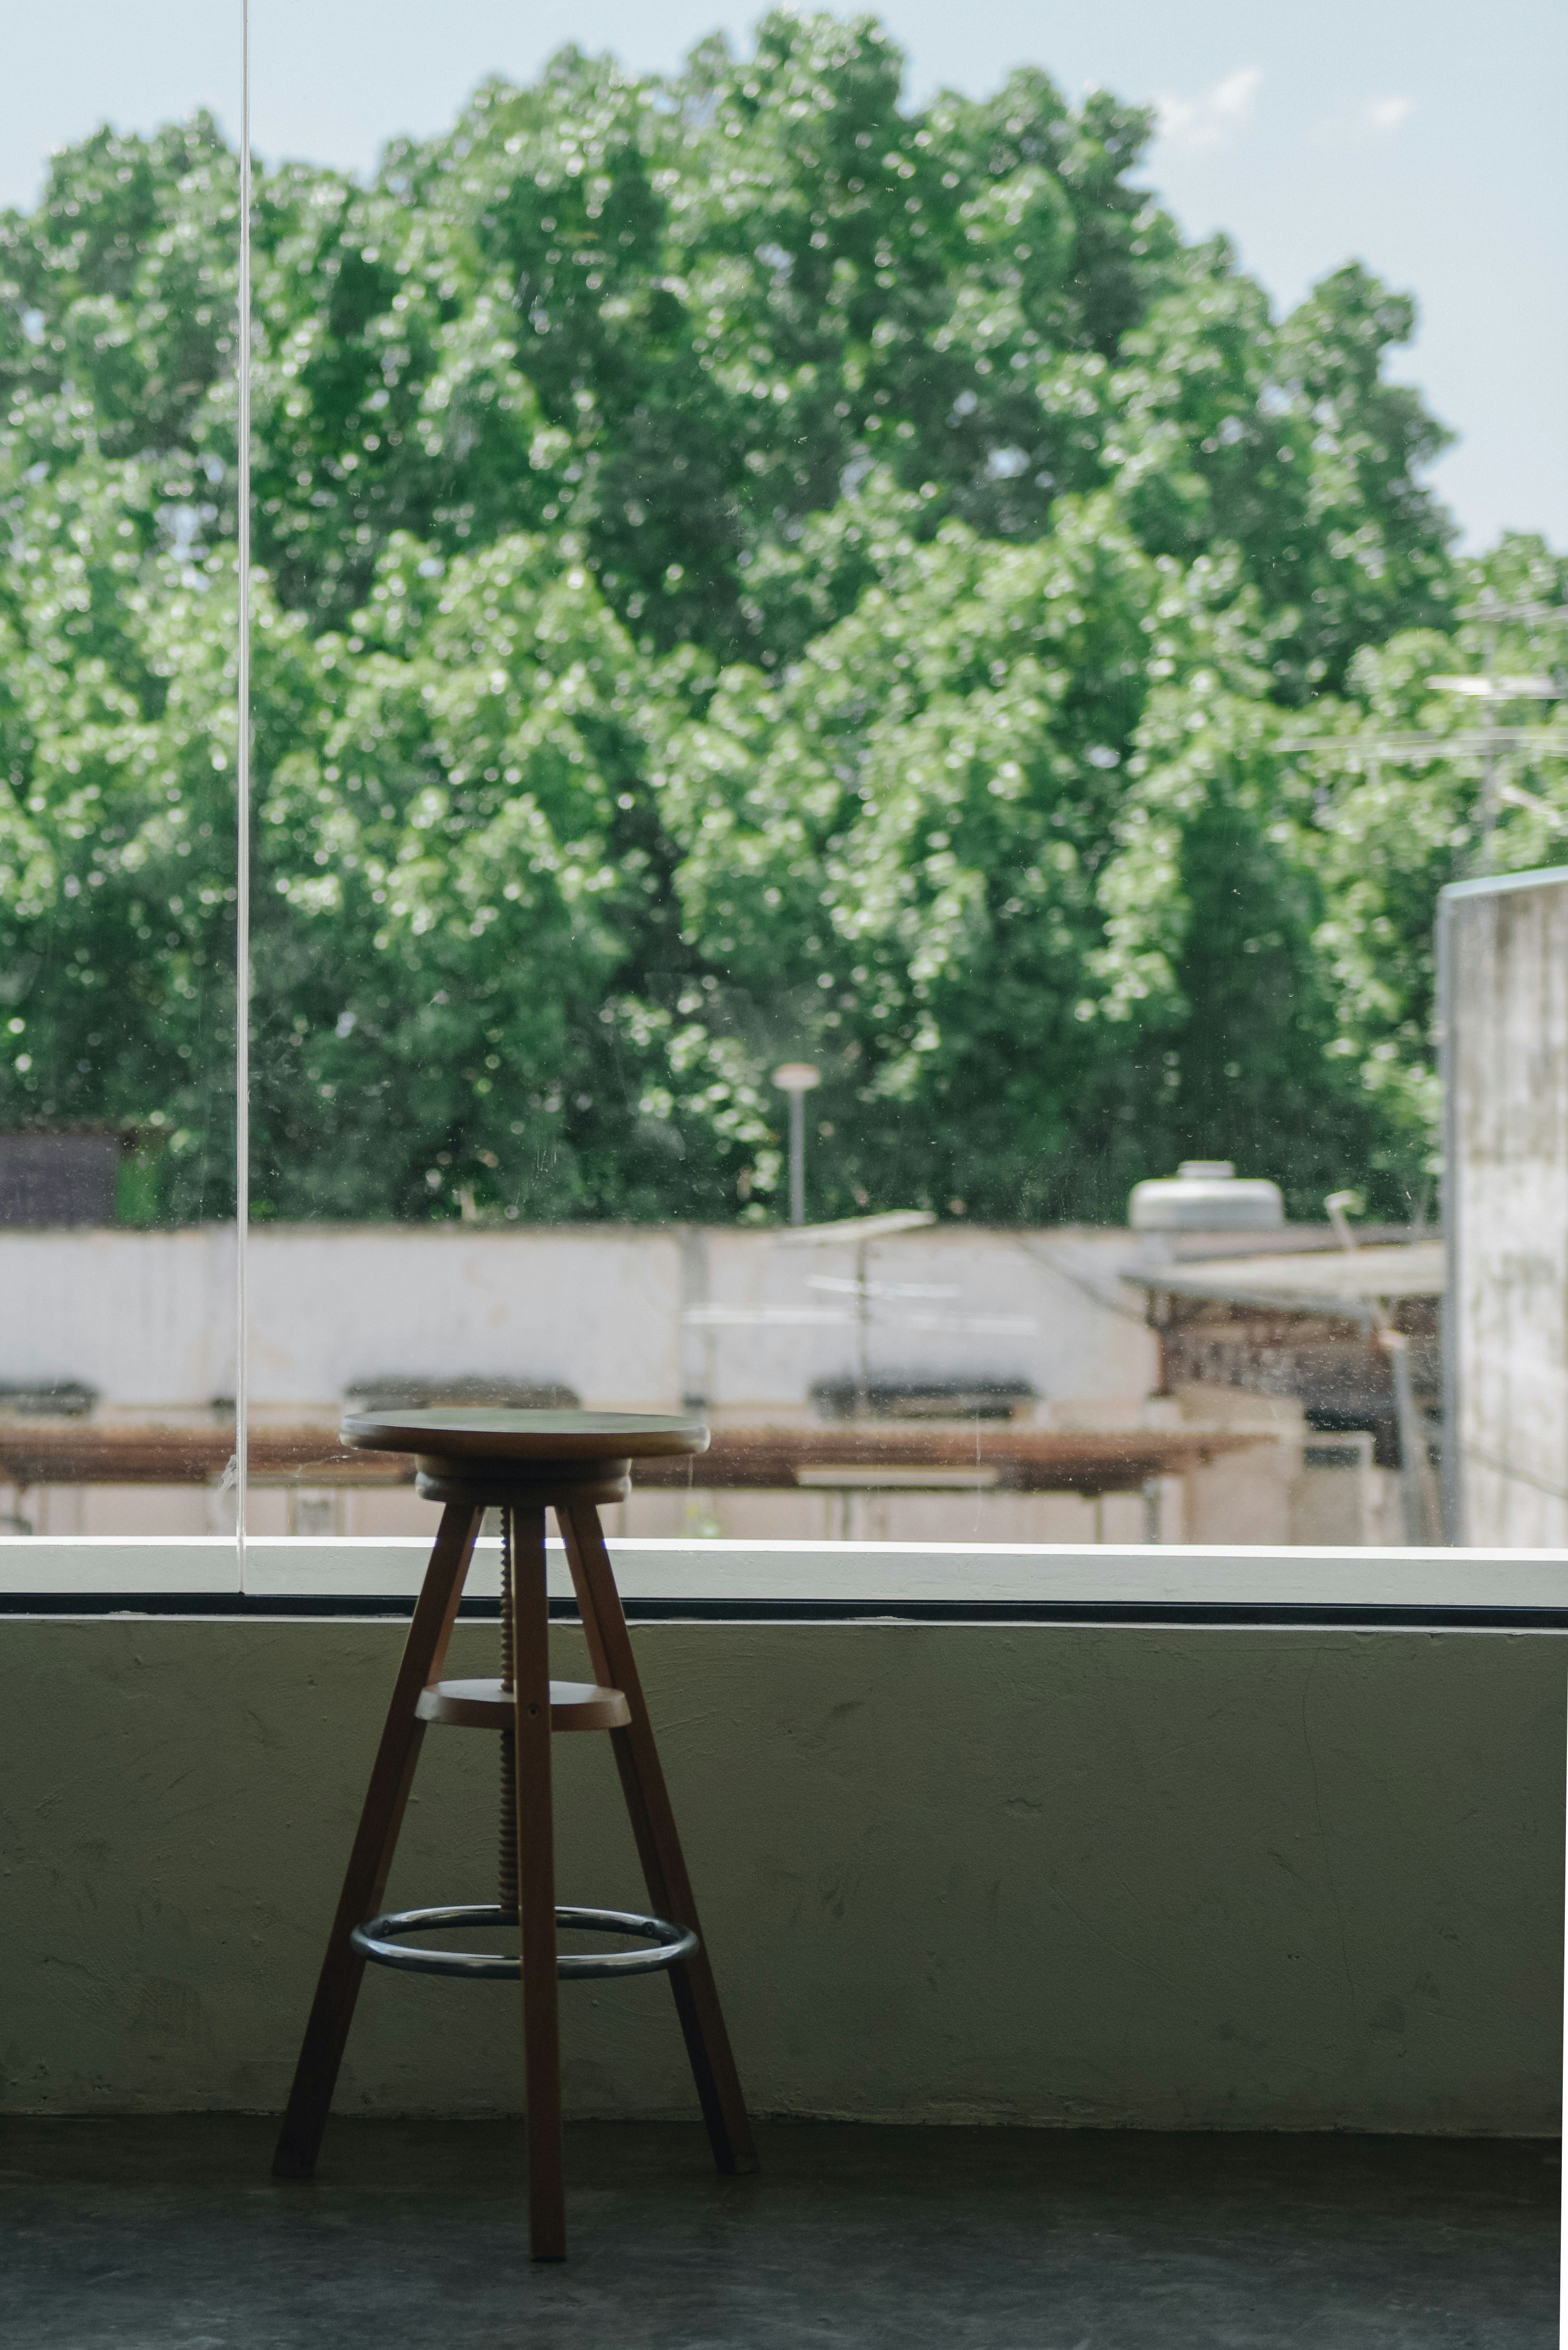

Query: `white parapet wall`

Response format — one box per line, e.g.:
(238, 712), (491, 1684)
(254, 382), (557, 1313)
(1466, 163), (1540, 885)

(0, 1219), (1154, 1419)
(1442, 865), (1568, 1545)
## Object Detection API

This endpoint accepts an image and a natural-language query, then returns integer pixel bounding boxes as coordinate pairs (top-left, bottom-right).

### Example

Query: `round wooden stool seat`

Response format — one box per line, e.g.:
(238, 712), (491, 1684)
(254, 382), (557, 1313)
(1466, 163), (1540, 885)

(339, 1407), (710, 1507)
(417, 1677), (631, 1733)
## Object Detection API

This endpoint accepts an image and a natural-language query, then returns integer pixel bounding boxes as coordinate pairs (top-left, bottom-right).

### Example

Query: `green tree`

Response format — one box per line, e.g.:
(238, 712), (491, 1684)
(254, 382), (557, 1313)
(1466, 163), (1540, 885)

(1, 14), (1542, 1226)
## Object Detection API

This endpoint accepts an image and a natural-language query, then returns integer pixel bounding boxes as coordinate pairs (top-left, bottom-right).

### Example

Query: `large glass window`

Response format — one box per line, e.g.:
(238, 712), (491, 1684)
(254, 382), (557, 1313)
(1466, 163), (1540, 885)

(0, 15), (240, 1539)
(5, 4), (1563, 1568)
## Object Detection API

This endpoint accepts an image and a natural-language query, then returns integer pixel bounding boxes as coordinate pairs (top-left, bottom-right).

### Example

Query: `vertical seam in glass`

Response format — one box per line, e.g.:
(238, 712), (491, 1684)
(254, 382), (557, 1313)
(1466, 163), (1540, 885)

(234, 0), (251, 1571)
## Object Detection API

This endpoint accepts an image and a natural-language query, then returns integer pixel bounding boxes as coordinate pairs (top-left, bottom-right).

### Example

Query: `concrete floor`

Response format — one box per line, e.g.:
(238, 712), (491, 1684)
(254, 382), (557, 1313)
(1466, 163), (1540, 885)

(0, 2119), (1557, 2348)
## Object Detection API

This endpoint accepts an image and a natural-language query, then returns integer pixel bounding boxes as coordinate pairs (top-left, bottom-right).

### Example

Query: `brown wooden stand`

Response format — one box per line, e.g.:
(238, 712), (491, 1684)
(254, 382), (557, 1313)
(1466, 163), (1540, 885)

(271, 1409), (757, 2259)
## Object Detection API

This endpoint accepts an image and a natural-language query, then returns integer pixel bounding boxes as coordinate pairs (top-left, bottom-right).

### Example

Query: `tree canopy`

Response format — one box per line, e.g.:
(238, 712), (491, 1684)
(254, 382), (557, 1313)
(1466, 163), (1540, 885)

(1, 13), (1562, 1225)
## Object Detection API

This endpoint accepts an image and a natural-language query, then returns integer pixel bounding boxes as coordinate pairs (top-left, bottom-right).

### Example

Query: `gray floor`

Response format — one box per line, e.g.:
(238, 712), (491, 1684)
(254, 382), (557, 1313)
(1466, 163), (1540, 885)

(0, 2118), (1557, 2348)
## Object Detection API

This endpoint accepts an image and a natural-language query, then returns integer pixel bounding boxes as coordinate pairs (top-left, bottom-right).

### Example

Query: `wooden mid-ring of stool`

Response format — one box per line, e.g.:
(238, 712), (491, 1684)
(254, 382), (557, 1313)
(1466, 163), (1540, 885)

(415, 1677), (632, 1732)
(270, 1408), (757, 2261)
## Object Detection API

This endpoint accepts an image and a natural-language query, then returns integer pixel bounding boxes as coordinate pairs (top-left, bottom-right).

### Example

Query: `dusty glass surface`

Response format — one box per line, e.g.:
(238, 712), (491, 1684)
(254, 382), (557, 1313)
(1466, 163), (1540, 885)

(217, 4), (1566, 1556)
(0, 48), (242, 1540)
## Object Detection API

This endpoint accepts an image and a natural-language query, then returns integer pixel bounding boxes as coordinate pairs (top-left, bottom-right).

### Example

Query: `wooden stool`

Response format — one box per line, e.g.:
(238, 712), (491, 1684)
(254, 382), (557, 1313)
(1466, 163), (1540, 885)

(271, 1408), (757, 2258)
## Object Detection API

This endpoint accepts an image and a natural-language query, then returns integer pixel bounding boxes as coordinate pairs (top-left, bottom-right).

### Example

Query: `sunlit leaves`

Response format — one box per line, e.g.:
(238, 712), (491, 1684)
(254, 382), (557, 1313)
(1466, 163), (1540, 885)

(0, 13), (1525, 1223)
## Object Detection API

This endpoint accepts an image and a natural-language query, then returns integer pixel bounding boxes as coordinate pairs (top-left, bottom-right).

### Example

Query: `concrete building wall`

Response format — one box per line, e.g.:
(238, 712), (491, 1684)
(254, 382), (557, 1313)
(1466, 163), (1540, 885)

(0, 1223), (236, 1410)
(1443, 866), (1568, 1544)
(0, 1220), (1155, 1422)
(3, 1614), (1561, 2133)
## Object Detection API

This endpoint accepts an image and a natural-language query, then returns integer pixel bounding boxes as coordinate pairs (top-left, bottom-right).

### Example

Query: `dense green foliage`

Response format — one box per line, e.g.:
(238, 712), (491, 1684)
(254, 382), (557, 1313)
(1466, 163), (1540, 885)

(1, 14), (1563, 1224)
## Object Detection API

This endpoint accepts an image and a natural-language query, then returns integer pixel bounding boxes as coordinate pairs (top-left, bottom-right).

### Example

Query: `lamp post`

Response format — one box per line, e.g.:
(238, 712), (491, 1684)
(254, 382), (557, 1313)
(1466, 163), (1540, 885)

(771, 1062), (821, 1227)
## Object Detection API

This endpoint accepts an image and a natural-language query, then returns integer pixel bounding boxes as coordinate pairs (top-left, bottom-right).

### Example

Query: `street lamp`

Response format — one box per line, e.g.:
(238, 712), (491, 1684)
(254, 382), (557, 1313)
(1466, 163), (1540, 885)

(771, 1062), (821, 1227)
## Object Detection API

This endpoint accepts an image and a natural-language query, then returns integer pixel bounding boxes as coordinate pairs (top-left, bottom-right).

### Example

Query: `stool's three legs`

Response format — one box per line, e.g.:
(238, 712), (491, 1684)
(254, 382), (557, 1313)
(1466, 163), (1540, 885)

(561, 1499), (759, 2177)
(272, 1502), (481, 2182)
(272, 1479), (755, 2261)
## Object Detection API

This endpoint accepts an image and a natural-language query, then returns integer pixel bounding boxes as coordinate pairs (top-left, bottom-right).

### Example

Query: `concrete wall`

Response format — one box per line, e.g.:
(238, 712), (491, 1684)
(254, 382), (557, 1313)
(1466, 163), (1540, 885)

(1443, 866), (1568, 1545)
(0, 1221), (1153, 1421)
(4, 1615), (1561, 2134)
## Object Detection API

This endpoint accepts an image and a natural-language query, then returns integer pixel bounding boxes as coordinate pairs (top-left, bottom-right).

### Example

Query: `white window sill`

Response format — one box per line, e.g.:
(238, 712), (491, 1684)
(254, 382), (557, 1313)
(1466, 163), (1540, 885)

(1, 1536), (1566, 1624)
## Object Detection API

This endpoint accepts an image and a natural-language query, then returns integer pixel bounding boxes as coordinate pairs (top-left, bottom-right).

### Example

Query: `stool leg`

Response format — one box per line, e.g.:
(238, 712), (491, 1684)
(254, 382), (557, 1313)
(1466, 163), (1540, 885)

(559, 1499), (759, 2178)
(272, 1501), (481, 2181)
(509, 1501), (566, 2260)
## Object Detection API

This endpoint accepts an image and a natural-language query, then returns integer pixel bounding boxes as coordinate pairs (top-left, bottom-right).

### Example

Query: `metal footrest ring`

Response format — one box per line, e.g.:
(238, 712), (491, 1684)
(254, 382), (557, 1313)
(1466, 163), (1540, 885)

(350, 1903), (699, 1982)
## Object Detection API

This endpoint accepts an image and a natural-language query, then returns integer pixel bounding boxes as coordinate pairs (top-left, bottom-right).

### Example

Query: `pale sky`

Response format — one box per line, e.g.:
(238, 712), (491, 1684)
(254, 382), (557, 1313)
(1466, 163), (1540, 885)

(4, 0), (1563, 551)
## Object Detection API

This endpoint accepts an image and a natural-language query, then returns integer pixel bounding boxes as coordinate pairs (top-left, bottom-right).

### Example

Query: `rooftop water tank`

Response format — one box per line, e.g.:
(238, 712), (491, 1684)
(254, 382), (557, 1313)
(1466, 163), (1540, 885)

(1128, 1160), (1284, 1233)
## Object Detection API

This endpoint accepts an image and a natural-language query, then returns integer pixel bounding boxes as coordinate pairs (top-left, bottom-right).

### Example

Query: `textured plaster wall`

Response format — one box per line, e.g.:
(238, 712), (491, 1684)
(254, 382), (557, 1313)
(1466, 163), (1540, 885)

(1446, 868), (1568, 1546)
(2, 1619), (1562, 2133)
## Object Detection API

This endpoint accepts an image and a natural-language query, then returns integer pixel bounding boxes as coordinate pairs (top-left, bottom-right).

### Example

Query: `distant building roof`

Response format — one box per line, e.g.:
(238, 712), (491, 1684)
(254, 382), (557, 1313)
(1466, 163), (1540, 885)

(1126, 1240), (1444, 1320)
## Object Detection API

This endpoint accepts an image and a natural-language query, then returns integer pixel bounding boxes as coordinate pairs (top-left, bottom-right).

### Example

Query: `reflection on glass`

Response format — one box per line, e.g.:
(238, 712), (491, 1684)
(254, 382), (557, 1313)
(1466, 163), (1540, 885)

(239, 12), (1563, 1554)
(0, 95), (240, 1539)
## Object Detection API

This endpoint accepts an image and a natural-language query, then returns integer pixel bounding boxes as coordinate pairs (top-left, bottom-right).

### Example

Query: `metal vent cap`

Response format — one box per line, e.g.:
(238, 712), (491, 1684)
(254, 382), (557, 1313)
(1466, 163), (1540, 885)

(1128, 1161), (1284, 1232)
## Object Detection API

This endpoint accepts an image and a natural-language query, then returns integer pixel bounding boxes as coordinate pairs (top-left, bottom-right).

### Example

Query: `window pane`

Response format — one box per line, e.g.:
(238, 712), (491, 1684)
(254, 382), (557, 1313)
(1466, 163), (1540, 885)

(1, 12), (240, 1542)
(239, 4), (1564, 1560)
